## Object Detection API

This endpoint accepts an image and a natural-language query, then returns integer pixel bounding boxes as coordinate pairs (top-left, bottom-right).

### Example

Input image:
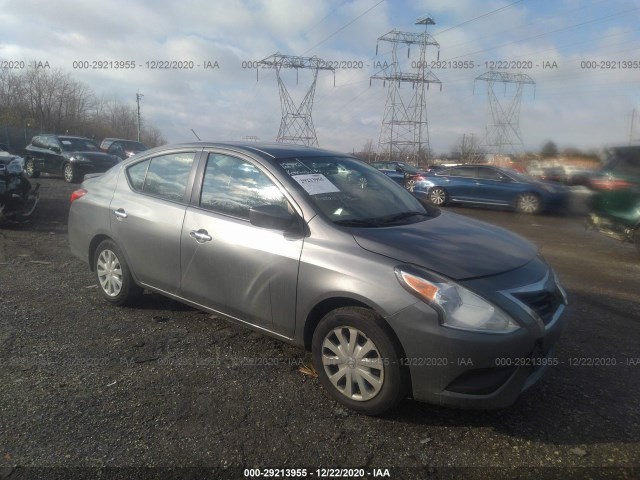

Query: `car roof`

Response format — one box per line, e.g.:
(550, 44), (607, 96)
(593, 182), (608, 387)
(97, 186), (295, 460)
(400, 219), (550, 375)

(102, 138), (143, 143)
(140, 141), (349, 160)
(55, 135), (94, 141)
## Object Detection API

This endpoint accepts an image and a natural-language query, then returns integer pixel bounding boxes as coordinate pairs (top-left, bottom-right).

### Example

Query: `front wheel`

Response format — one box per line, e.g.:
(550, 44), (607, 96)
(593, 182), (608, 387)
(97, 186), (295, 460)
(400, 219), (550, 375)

(25, 158), (40, 178)
(94, 240), (142, 306)
(63, 163), (79, 183)
(515, 193), (541, 214)
(428, 187), (448, 206)
(312, 307), (408, 415)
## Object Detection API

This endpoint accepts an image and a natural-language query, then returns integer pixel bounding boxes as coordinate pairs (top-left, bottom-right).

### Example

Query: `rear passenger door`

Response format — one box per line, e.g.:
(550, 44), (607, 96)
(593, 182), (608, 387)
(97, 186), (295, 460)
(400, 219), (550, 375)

(437, 166), (477, 200)
(109, 149), (199, 294)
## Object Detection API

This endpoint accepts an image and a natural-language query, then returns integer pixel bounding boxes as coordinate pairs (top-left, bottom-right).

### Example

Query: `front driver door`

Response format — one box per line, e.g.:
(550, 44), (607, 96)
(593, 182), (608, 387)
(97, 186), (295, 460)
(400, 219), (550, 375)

(179, 152), (304, 337)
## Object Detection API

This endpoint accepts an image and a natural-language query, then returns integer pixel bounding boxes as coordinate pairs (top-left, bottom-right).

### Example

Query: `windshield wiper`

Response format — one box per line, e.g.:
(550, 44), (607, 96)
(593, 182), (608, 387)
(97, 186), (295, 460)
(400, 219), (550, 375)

(374, 211), (429, 225)
(333, 218), (383, 228)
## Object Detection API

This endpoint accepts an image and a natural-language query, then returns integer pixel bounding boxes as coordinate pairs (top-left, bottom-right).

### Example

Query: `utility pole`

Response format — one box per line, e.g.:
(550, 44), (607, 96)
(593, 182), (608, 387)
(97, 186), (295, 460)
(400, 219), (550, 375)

(370, 15), (442, 166)
(474, 71), (535, 158)
(136, 92), (143, 142)
(257, 53), (335, 146)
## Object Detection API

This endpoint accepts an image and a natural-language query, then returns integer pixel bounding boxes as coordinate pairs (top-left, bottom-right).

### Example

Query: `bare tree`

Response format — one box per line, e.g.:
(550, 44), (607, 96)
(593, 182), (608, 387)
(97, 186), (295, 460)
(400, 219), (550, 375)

(0, 66), (166, 150)
(455, 134), (483, 164)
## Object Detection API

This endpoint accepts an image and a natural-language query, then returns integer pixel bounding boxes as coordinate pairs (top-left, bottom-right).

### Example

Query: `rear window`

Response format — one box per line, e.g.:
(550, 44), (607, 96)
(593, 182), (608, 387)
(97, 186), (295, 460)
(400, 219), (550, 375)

(126, 152), (195, 202)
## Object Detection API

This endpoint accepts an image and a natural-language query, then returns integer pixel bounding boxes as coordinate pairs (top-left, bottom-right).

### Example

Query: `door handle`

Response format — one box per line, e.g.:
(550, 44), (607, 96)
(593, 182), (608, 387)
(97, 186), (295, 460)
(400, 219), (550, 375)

(113, 208), (128, 219)
(190, 229), (212, 243)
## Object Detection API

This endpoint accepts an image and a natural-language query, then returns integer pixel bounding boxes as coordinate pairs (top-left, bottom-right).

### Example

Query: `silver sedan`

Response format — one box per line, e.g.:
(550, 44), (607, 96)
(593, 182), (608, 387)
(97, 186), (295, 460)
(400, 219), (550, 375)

(68, 142), (567, 415)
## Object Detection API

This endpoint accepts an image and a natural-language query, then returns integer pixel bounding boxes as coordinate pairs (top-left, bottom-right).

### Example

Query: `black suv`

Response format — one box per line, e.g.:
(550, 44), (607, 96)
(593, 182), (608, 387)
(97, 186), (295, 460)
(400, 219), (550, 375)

(24, 135), (121, 183)
(99, 138), (147, 160)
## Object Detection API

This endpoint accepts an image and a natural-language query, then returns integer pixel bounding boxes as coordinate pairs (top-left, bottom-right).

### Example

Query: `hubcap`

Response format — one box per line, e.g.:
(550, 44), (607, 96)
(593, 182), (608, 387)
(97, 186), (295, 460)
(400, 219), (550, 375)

(26, 161), (33, 175)
(519, 194), (538, 213)
(321, 327), (385, 402)
(64, 165), (73, 181)
(405, 180), (416, 192)
(429, 188), (445, 205)
(96, 249), (123, 297)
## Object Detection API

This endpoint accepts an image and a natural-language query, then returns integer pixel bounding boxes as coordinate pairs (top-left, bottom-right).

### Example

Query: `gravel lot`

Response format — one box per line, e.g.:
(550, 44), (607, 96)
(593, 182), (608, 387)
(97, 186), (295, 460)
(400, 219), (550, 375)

(1, 177), (639, 480)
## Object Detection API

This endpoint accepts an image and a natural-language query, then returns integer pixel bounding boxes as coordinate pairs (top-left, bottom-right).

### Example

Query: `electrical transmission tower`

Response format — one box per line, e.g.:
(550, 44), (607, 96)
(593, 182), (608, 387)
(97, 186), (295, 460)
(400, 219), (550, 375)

(371, 15), (442, 165)
(474, 71), (535, 157)
(258, 53), (335, 146)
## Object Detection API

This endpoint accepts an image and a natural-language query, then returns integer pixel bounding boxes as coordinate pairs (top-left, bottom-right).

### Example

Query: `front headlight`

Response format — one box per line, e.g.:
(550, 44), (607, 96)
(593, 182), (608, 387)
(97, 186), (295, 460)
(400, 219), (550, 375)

(71, 155), (90, 163)
(395, 267), (520, 334)
(7, 157), (24, 174)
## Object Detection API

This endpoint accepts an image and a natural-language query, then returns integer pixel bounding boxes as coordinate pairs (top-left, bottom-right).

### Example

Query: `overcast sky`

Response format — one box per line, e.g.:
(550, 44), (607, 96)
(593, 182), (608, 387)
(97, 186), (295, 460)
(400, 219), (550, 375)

(1, 0), (639, 155)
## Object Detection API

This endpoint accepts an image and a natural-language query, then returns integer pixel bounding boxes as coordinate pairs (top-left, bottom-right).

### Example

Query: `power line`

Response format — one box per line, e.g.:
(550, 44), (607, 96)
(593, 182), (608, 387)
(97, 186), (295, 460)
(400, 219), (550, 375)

(432, 0), (526, 36)
(302, 0), (386, 55)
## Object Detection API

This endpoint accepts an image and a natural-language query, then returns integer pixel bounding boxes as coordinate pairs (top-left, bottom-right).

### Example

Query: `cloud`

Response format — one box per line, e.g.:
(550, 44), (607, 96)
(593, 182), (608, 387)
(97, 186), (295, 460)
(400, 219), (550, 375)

(1, 0), (639, 155)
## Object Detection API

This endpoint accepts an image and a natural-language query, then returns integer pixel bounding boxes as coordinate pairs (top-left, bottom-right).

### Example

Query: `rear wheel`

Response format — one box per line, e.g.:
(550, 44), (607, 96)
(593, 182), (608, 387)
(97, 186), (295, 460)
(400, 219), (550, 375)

(428, 187), (447, 206)
(312, 307), (408, 415)
(515, 193), (541, 214)
(25, 158), (40, 178)
(94, 240), (142, 306)
(63, 163), (79, 183)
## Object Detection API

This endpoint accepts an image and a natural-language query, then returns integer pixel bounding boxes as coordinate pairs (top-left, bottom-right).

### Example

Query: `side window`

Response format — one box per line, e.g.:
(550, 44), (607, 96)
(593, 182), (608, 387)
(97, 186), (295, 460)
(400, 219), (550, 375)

(199, 154), (289, 219)
(127, 159), (150, 192)
(125, 152), (195, 202)
(442, 167), (474, 178)
(477, 168), (502, 181)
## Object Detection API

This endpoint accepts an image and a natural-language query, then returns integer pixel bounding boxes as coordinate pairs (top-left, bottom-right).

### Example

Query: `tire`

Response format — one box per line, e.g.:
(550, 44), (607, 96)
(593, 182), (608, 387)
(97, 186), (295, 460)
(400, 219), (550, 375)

(25, 158), (40, 178)
(312, 307), (408, 415)
(63, 162), (79, 183)
(93, 239), (142, 306)
(515, 193), (541, 214)
(428, 187), (447, 206)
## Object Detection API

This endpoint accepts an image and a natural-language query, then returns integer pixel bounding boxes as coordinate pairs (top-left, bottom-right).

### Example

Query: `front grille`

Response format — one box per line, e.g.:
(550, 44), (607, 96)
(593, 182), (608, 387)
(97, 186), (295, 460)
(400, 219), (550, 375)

(512, 288), (563, 325)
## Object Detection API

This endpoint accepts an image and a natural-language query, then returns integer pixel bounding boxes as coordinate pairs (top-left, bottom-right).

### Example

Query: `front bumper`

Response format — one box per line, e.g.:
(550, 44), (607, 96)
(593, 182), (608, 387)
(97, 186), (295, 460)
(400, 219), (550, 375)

(386, 263), (567, 409)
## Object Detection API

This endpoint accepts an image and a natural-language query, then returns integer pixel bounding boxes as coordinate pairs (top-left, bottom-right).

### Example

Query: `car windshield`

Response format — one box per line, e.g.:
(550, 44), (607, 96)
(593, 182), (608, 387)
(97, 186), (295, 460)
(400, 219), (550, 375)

(59, 138), (100, 152)
(277, 156), (432, 227)
(397, 163), (421, 174)
(502, 168), (532, 182)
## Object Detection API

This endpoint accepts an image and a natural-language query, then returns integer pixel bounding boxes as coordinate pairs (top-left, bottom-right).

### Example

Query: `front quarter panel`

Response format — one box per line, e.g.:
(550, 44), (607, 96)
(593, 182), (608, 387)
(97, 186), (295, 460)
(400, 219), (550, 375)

(294, 217), (421, 345)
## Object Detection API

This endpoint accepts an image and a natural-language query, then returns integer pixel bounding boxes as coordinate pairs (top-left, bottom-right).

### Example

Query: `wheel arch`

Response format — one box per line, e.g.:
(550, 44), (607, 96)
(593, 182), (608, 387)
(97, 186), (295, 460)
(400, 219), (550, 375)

(302, 297), (408, 363)
(88, 234), (113, 272)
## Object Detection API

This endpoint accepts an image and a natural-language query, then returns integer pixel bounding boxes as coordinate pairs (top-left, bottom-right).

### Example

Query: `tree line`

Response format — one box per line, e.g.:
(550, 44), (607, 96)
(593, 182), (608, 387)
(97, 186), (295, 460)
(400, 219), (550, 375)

(0, 67), (166, 153)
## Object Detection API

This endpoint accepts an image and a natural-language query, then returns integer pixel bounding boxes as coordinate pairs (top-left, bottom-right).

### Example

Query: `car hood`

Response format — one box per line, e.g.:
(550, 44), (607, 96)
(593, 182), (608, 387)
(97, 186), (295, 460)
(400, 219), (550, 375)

(352, 212), (538, 280)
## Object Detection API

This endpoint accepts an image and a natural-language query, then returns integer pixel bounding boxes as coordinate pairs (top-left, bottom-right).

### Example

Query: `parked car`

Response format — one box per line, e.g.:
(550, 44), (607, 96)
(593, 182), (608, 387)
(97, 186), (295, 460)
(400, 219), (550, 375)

(100, 138), (148, 160)
(588, 145), (640, 255)
(540, 165), (593, 186)
(68, 142), (567, 414)
(24, 135), (121, 183)
(371, 161), (428, 191)
(416, 164), (569, 214)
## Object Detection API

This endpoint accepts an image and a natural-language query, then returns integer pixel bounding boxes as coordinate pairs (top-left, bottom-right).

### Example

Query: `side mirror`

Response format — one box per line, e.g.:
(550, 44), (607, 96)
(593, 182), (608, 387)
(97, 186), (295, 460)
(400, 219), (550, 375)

(249, 204), (296, 230)
(395, 167), (404, 173)
(500, 176), (512, 183)
(50, 146), (61, 153)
